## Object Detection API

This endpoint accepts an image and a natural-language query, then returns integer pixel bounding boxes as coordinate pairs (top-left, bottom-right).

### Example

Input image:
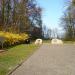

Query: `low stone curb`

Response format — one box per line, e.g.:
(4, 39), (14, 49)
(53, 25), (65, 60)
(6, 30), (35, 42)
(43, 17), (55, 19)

(7, 46), (41, 75)
(7, 62), (23, 75)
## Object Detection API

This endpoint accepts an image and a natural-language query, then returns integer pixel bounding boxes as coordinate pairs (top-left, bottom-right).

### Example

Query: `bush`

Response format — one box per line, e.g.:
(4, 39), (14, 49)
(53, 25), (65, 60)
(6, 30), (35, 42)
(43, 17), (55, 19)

(0, 31), (29, 48)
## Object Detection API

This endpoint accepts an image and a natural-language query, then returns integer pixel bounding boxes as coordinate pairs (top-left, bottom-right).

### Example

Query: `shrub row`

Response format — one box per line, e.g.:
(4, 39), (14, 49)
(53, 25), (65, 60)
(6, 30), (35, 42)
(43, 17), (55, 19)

(0, 31), (29, 48)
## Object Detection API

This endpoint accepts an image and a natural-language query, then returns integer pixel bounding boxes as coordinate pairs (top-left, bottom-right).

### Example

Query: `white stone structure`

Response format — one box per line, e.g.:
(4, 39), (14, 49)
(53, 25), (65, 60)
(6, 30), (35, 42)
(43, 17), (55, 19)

(35, 39), (43, 45)
(51, 39), (63, 45)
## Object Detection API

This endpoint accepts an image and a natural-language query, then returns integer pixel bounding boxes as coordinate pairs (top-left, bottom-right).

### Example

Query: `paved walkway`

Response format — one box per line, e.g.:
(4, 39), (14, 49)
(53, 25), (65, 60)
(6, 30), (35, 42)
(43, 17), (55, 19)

(11, 44), (75, 75)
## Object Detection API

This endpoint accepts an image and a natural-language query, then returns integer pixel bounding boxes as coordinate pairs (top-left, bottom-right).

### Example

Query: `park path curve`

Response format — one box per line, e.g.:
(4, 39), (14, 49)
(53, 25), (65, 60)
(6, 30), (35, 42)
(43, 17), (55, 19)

(11, 44), (75, 75)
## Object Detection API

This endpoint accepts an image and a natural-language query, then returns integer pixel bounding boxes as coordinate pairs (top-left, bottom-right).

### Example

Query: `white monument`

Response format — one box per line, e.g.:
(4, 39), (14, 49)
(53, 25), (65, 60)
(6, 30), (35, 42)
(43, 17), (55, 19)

(35, 39), (43, 45)
(51, 39), (63, 45)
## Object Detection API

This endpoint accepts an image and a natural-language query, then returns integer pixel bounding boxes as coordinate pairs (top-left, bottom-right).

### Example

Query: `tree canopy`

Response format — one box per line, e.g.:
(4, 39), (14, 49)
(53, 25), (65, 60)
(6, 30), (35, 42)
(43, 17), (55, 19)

(0, 0), (43, 39)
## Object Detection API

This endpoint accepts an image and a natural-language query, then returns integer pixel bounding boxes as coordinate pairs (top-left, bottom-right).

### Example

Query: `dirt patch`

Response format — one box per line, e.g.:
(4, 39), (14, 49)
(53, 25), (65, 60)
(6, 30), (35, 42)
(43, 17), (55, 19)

(0, 50), (5, 53)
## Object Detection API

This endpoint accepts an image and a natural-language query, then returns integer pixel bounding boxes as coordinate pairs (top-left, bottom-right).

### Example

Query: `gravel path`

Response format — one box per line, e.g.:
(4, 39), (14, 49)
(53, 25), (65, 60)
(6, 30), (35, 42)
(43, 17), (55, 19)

(11, 44), (75, 75)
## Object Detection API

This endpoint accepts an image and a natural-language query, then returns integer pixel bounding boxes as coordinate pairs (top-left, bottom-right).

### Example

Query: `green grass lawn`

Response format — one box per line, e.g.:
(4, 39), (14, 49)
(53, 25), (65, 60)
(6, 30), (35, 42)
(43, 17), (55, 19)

(0, 44), (39, 75)
(63, 41), (75, 44)
(43, 40), (51, 43)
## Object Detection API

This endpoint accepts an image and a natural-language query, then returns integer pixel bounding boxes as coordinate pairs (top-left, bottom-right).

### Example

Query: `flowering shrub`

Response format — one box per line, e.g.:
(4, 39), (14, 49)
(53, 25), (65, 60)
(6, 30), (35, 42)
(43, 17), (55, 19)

(0, 31), (29, 47)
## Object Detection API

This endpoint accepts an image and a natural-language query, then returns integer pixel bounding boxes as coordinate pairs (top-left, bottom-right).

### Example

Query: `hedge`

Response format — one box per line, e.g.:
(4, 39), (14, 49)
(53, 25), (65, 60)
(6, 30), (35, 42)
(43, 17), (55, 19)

(0, 31), (29, 48)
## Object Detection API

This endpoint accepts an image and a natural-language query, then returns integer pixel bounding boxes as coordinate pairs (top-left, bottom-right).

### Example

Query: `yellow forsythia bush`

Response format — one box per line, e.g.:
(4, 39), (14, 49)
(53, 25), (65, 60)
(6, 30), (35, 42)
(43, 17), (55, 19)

(0, 31), (29, 45)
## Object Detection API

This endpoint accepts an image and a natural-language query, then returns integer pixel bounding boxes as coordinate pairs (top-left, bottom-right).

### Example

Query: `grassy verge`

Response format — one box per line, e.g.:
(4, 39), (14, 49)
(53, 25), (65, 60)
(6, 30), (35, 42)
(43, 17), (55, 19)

(43, 40), (51, 43)
(63, 41), (75, 44)
(0, 44), (39, 75)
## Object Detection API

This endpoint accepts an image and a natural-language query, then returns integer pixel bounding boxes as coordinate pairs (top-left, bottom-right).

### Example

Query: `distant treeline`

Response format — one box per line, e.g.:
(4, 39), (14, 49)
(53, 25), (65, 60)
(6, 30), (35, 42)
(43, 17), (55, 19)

(61, 0), (75, 41)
